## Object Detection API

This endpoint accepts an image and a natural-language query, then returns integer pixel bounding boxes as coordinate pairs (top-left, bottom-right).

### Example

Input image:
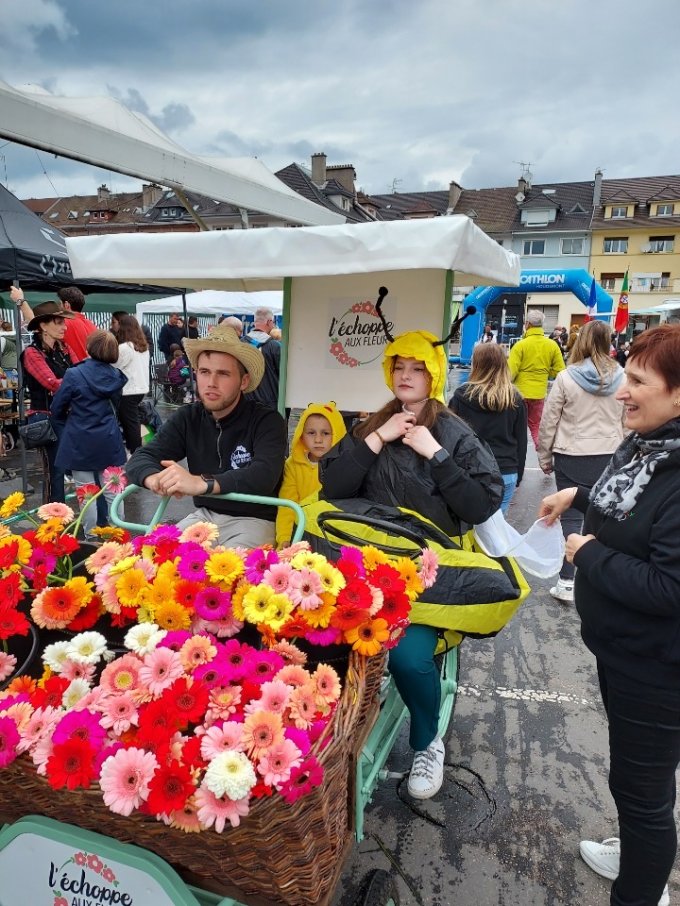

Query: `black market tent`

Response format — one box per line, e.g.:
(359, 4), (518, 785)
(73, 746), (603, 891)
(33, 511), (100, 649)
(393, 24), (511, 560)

(0, 182), (170, 302)
(0, 182), (170, 494)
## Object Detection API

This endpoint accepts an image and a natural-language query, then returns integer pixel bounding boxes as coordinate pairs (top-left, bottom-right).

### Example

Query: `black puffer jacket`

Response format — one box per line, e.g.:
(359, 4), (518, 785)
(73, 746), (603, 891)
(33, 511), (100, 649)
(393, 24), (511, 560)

(320, 412), (503, 539)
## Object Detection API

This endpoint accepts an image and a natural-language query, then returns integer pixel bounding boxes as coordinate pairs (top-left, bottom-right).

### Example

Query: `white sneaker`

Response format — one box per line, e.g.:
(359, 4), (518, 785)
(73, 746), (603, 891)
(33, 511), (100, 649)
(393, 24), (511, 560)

(579, 836), (620, 880)
(579, 837), (669, 905)
(550, 577), (574, 603)
(407, 736), (445, 800)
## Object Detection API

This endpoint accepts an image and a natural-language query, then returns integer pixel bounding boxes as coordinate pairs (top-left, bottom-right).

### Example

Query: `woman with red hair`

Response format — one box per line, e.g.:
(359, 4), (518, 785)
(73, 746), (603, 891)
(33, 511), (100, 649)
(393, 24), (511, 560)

(540, 324), (680, 906)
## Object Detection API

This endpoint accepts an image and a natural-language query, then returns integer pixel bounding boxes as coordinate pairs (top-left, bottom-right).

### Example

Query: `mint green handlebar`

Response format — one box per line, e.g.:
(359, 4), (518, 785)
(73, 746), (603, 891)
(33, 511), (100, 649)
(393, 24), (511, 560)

(109, 485), (305, 543)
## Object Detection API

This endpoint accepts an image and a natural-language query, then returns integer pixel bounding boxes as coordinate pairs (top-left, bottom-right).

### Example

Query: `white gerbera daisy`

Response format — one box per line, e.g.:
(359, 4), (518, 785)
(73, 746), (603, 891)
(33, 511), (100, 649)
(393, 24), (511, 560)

(42, 641), (72, 673)
(62, 678), (91, 709)
(204, 751), (257, 801)
(66, 631), (109, 665)
(124, 622), (167, 655)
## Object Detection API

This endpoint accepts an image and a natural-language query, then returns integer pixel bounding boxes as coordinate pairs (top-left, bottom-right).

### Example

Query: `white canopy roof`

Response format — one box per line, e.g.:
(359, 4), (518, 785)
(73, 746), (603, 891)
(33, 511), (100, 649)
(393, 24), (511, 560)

(0, 81), (342, 227)
(67, 216), (521, 291)
(136, 290), (282, 318)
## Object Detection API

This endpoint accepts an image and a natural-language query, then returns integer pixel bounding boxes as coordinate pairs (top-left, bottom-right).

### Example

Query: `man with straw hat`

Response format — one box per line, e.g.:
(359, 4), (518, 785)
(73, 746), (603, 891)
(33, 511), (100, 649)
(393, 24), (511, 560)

(126, 324), (287, 548)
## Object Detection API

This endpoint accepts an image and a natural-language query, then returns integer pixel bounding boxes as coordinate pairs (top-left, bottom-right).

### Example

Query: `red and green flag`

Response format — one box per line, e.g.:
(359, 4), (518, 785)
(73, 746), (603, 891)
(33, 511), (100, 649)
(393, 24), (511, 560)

(614, 271), (629, 334)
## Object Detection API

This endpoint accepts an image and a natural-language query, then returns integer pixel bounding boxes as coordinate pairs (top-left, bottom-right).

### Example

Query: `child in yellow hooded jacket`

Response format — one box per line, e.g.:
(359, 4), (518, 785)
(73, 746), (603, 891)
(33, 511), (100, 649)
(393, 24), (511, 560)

(276, 402), (346, 545)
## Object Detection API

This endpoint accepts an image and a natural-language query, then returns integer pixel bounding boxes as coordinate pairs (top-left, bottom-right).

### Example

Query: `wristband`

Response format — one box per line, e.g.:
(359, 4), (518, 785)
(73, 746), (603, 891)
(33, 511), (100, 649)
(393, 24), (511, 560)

(374, 429), (386, 445)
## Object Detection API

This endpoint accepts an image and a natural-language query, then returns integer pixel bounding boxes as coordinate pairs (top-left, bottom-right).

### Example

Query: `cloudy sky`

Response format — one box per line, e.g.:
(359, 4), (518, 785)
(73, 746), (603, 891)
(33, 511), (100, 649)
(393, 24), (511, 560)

(1, 0), (679, 203)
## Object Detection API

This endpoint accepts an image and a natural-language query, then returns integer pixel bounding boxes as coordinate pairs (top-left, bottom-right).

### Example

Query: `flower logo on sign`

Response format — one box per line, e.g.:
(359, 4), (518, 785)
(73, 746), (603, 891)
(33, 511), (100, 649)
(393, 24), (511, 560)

(50, 850), (120, 905)
(328, 301), (391, 369)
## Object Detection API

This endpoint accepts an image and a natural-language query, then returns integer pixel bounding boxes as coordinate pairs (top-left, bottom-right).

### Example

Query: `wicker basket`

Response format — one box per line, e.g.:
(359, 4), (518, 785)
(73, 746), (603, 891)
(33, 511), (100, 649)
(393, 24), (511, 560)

(0, 649), (385, 906)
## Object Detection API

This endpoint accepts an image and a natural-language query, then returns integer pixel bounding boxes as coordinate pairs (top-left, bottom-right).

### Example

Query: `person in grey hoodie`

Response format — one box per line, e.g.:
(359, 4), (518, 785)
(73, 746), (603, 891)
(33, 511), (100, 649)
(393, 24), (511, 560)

(537, 320), (625, 602)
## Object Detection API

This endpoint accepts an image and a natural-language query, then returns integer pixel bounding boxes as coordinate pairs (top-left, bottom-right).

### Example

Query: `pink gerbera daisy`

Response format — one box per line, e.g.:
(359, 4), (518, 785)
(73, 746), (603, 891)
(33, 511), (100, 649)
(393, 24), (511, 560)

(0, 716), (20, 768)
(275, 664), (311, 688)
(244, 547), (279, 583)
(17, 705), (60, 754)
(200, 721), (244, 760)
(52, 709), (107, 749)
(193, 587), (232, 621)
(176, 544), (209, 582)
(99, 746), (158, 816)
(192, 614), (244, 639)
(59, 659), (96, 683)
(0, 652), (17, 683)
(139, 647), (184, 697)
(178, 522), (219, 546)
(257, 738), (302, 787)
(195, 784), (250, 832)
(288, 568), (323, 610)
(249, 650), (285, 685)
(245, 679), (290, 716)
(101, 465), (128, 492)
(145, 524), (181, 545)
(36, 502), (75, 522)
(179, 635), (217, 672)
(86, 543), (127, 575)
(313, 664), (342, 704)
(98, 693), (139, 734)
(278, 755), (324, 804)
(288, 684), (319, 730)
(204, 686), (242, 725)
(305, 626), (343, 646)
(99, 653), (142, 696)
(261, 561), (293, 594)
(241, 710), (284, 759)
(419, 548), (439, 587)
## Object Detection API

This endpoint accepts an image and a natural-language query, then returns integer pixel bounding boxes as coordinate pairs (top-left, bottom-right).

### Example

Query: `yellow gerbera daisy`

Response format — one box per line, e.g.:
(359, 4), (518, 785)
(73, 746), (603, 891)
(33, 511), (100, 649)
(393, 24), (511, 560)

(206, 550), (244, 586)
(290, 550), (327, 572)
(299, 595), (335, 629)
(90, 525), (128, 542)
(361, 546), (389, 571)
(0, 524), (9, 540)
(35, 517), (64, 543)
(314, 561), (345, 597)
(242, 584), (276, 624)
(0, 491), (25, 519)
(259, 592), (294, 632)
(394, 557), (424, 598)
(156, 559), (179, 582)
(108, 554), (139, 577)
(231, 581), (248, 621)
(145, 577), (176, 610)
(63, 575), (95, 608)
(153, 599), (192, 631)
(115, 568), (149, 608)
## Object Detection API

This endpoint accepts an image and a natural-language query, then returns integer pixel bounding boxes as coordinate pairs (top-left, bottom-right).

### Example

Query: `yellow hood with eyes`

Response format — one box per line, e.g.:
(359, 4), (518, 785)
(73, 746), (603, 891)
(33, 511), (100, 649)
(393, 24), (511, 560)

(382, 330), (448, 403)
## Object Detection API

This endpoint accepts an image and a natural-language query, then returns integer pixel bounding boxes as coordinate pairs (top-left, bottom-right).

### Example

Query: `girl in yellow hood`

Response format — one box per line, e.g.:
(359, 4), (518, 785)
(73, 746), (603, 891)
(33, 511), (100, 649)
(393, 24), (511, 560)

(321, 329), (503, 801)
(276, 402), (346, 545)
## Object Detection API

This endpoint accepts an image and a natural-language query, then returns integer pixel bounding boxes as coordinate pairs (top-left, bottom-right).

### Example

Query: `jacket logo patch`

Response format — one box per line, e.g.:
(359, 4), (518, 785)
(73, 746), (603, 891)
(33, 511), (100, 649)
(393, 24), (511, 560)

(230, 445), (252, 469)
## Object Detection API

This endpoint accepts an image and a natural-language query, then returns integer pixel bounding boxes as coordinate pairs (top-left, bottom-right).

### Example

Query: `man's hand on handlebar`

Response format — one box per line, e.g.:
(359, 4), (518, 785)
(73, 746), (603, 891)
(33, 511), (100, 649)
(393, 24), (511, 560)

(145, 460), (209, 498)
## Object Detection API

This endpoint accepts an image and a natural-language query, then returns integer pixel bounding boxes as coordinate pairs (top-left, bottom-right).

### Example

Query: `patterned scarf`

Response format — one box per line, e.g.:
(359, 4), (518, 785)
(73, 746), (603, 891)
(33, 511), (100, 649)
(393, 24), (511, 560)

(589, 418), (680, 520)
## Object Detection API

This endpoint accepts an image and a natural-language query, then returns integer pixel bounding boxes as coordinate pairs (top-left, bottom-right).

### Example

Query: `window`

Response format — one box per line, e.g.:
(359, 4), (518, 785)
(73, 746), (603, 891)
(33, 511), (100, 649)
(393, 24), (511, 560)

(600, 273), (624, 291)
(160, 207), (181, 218)
(610, 206), (628, 219)
(522, 239), (545, 255)
(561, 237), (584, 255)
(603, 237), (628, 254)
(656, 203), (674, 216)
(649, 236), (674, 253)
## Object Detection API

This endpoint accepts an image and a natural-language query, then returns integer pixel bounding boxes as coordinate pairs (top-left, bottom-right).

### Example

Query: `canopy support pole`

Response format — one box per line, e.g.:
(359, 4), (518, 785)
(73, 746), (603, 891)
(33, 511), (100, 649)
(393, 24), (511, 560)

(173, 188), (210, 232)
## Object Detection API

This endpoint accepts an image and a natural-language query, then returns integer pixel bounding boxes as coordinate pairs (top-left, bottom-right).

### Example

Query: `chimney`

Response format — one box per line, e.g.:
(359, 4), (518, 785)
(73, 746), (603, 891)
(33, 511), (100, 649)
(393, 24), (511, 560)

(593, 168), (603, 207)
(447, 181), (462, 212)
(97, 184), (110, 202)
(311, 152), (327, 186)
(142, 183), (163, 211)
(517, 175), (529, 196)
(327, 164), (356, 198)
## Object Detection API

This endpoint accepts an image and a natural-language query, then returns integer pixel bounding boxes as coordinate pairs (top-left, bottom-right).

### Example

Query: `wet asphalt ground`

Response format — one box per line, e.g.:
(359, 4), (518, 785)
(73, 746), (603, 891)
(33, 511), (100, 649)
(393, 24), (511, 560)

(2, 393), (678, 906)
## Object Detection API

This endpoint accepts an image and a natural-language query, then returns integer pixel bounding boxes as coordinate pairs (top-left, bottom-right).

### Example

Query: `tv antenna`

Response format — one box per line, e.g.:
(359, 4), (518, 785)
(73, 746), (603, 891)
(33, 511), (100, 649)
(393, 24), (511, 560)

(514, 160), (533, 184)
(390, 178), (402, 193)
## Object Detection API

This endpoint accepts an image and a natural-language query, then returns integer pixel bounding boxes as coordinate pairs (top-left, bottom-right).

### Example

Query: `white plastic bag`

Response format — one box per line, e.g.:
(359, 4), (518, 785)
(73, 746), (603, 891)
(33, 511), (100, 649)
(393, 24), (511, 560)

(473, 509), (565, 578)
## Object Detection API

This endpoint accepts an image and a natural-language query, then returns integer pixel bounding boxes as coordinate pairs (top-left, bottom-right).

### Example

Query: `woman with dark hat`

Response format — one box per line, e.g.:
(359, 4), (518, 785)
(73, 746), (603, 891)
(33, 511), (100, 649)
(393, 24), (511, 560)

(20, 300), (75, 503)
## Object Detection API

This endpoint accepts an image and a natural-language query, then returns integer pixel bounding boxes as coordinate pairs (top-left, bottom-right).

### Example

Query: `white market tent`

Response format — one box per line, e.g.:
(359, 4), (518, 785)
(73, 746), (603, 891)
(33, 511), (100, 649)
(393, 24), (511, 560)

(136, 290), (283, 320)
(0, 81), (342, 227)
(68, 217), (520, 410)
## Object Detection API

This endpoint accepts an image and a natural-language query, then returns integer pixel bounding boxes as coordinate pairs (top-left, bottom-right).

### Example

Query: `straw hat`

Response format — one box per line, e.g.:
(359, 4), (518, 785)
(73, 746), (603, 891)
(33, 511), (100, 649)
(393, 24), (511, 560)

(27, 301), (75, 332)
(183, 324), (265, 392)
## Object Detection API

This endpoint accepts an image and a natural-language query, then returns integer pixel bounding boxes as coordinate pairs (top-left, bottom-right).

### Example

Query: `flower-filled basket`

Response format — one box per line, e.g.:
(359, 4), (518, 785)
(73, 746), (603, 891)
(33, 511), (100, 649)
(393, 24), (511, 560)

(0, 505), (437, 906)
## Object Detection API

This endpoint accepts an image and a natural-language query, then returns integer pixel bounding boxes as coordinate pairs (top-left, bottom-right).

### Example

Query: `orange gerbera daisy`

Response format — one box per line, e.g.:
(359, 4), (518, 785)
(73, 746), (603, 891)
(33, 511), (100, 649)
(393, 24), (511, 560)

(394, 557), (424, 598)
(299, 595), (334, 629)
(344, 617), (390, 657)
(34, 517), (65, 543)
(230, 581), (248, 621)
(153, 600), (192, 631)
(241, 710), (284, 759)
(31, 584), (83, 629)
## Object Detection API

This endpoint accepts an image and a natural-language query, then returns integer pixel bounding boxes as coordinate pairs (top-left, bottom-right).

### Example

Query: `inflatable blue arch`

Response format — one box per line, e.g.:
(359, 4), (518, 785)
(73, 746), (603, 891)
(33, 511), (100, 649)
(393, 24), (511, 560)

(459, 268), (613, 365)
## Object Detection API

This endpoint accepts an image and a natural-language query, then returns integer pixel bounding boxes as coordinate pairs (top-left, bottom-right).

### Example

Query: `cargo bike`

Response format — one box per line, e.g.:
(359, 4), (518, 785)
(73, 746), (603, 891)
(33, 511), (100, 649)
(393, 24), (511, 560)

(0, 216), (525, 906)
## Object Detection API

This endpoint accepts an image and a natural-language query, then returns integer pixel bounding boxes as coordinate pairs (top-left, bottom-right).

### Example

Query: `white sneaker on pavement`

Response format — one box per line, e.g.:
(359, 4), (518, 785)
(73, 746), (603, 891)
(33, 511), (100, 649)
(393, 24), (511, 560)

(407, 736), (445, 800)
(579, 836), (669, 905)
(550, 577), (574, 603)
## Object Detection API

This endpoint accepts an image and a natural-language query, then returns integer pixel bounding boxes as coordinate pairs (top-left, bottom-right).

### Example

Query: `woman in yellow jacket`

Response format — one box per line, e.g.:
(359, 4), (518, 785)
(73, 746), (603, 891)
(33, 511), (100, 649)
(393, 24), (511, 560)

(276, 402), (346, 545)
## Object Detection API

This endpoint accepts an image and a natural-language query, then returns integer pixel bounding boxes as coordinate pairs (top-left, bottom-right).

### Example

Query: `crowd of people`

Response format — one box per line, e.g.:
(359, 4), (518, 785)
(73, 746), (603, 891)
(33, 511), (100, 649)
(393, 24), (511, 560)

(2, 283), (679, 904)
